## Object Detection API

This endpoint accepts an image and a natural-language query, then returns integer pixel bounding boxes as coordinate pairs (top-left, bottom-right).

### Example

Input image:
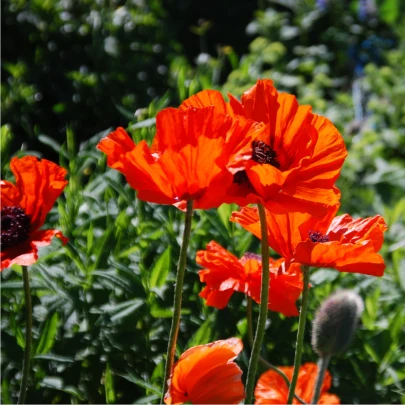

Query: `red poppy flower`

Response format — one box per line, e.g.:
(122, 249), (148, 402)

(230, 205), (387, 276)
(254, 362), (340, 404)
(196, 241), (303, 316)
(164, 338), (245, 404)
(181, 80), (347, 215)
(1, 156), (68, 270)
(97, 100), (265, 209)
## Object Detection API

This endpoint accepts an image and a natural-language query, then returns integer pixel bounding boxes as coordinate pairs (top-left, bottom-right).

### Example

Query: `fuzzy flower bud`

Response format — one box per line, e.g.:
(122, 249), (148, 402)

(312, 290), (364, 357)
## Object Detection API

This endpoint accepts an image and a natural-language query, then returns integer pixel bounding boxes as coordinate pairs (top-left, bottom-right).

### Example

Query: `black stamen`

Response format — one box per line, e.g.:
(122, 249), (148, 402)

(233, 170), (249, 185)
(1, 206), (31, 250)
(251, 140), (280, 168)
(308, 230), (330, 243)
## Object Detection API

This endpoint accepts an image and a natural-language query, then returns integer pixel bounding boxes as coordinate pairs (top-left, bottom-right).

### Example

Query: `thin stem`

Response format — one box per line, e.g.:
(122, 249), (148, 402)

(311, 355), (331, 404)
(245, 204), (270, 404)
(287, 266), (311, 404)
(161, 200), (194, 403)
(246, 298), (307, 405)
(18, 266), (33, 405)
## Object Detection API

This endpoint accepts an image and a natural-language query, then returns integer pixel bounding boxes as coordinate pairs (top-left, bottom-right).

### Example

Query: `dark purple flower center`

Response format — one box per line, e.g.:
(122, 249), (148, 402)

(308, 230), (330, 243)
(233, 141), (280, 185)
(233, 170), (250, 185)
(241, 252), (262, 263)
(1, 206), (31, 250)
(251, 140), (280, 168)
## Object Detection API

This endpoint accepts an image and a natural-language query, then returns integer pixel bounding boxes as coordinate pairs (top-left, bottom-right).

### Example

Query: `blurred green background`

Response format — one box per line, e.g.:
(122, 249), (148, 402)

(1, 0), (405, 403)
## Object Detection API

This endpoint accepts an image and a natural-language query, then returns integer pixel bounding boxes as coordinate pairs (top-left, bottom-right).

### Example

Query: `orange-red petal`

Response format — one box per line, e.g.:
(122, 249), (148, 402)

(97, 127), (135, 173)
(294, 239), (386, 276)
(255, 363), (340, 404)
(179, 89), (231, 116)
(98, 107), (264, 208)
(165, 338), (245, 405)
(197, 241), (303, 316)
(226, 79), (346, 213)
(0, 229), (67, 270)
(8, 156), (68, 231)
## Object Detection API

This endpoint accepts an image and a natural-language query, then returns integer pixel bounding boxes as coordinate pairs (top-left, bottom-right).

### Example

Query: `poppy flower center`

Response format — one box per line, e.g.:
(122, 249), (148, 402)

(1, 206), (31, 250)
(308, 230), (330, 243)
(233, 170), (250, 185)
(251, 140), (280, 168)
(241, 252), (262, 263)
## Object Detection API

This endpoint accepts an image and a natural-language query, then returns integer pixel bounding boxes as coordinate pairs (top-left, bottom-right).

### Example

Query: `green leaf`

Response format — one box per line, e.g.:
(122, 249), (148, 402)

(35, 313), (59, 355)
(110, 300), (144, 322)
(34, 354), (74, 363)
(150, 247), (171, 289)
(105, 363), (116, 404)
(187, 315), (214, 348)
(1, 377), (12, 404)
(134, 394), (160, 404)
(379, 0), (400, 23)
(118, 373), (161, 395)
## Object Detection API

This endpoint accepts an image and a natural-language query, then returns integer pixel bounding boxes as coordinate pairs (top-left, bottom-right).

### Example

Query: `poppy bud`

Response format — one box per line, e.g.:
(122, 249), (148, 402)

(312, 290), (364, 356)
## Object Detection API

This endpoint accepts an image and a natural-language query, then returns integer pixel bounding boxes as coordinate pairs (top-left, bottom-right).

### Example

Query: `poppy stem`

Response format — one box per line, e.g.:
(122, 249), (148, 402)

(311, 354), (331, 404)
(161, 200), (194, 403)
(287, 265), (311, 404)
(246, 298), (308, 405)
(245, 204), (270, 404)
(18, 266), (33, 405)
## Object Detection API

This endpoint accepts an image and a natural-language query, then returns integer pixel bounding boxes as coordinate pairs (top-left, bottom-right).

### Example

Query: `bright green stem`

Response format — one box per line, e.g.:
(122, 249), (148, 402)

(161, 200), (194, 403)
(246, 298), (307, 405)
(311, 355), (331, 404)
(287, 265), (311, 404)
(245, 204), (270, 404)
(18, 266), (33, 405)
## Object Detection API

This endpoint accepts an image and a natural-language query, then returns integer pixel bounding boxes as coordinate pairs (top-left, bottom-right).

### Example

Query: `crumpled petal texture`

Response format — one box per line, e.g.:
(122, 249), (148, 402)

(97, 104), (265, 209)
(1, 156), (68, 270)
(254, 363), (340, 404)
(231, 206), (387, 277)
(196, 241), (303, 316)
(228, 80), (347, 214)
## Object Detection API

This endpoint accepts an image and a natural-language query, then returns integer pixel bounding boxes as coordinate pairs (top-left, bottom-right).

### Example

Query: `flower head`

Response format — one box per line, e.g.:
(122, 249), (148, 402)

(164, 338), (245, 404)
(181, 80), (347, 215)
(196, 241), (303, 316)
(312, 290), (364, 356)
(97, 96), (265, 209)
(231, 205), (387, 276)
(1, 156), (68, 270)
(255, 363), (340, 404)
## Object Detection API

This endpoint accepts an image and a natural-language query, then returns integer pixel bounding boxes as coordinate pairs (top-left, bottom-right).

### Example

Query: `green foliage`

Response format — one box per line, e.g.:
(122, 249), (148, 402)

(2, 0), (405, 404)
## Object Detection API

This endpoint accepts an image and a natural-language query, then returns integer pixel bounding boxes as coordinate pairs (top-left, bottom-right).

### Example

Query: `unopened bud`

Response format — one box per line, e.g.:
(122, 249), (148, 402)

(312, 290), (364, 356)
